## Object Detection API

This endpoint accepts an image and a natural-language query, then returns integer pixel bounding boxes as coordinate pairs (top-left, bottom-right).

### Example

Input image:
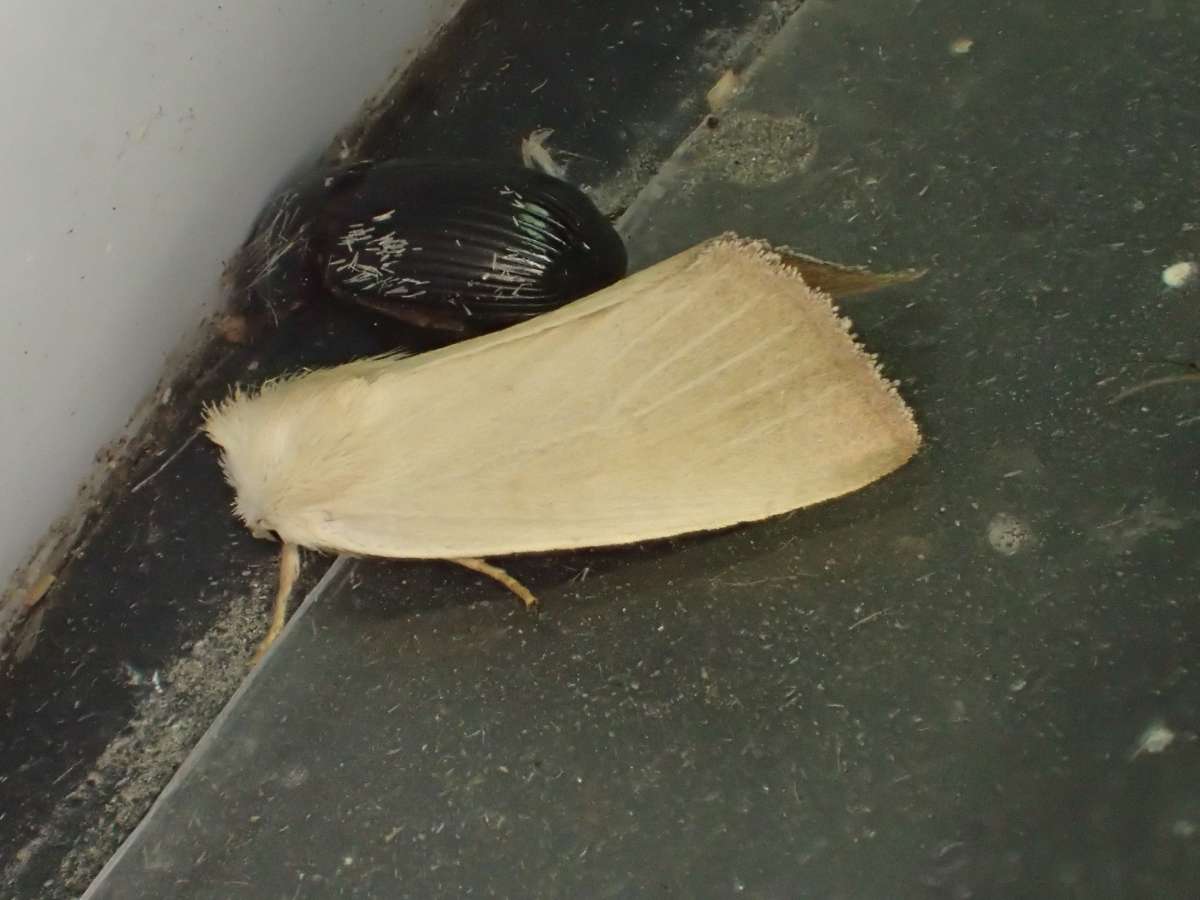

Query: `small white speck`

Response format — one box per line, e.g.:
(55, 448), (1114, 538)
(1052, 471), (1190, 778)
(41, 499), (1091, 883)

(1162, 260), (1197, 288)
(342, 856), (354, 866)
(372, 210), (395, 223)
(1131, 721), (1175, 759)
(950, 37), (974, 55)
(121, 662), (143, 687)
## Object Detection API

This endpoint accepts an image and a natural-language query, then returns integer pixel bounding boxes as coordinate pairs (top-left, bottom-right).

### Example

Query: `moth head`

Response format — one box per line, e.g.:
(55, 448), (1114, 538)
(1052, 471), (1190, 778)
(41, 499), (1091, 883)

(203, 392), (290, 545)
(249, 522), (278, 542)
(228, 479), (280, 544)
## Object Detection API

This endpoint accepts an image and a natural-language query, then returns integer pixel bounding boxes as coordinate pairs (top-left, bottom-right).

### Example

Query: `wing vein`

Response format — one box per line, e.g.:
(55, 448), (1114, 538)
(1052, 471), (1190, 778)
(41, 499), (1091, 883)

(632, 325), (798, 419)
(607, 297), (763, 418)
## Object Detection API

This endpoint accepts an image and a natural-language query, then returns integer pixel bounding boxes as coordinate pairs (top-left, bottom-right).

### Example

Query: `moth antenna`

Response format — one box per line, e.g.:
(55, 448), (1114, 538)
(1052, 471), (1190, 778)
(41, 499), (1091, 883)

(254, 542), (301, 662)
(450, 558), (539, 610)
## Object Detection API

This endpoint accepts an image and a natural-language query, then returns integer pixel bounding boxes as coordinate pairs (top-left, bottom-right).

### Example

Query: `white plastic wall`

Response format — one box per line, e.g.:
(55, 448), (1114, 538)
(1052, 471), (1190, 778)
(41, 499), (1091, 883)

(0, 0), (463, 593)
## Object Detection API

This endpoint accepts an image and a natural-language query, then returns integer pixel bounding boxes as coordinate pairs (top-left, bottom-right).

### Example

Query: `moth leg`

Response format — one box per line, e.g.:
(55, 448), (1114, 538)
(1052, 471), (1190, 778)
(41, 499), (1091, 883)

(253, 542), (301, 663)
(450, 557), (539, 610)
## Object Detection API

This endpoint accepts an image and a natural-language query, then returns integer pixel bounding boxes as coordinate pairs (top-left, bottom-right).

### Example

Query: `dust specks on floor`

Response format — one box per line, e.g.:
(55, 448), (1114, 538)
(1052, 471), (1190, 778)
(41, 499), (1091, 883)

(685, 109), (818, 187)
(585, 146), (665, 220)
(6, 584), (269, 897)
(893, 534), (932, 560)
(693, 2), (804, 77)
(1095, 498), (1184, 553)
(281, 765), (310, 789)
(986, 513), (1034, 556)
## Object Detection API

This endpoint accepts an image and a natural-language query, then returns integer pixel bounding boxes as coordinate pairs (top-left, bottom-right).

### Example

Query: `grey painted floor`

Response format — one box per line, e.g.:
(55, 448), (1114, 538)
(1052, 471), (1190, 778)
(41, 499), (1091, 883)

(86, 2), (1200, 897)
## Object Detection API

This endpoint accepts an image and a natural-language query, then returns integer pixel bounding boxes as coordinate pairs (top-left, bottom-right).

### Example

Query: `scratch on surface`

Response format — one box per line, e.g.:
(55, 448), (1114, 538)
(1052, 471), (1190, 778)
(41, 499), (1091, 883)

(1110, 372), (1200, 403)
(130, 430), (201, 494)
(848, 608), (890, 631)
